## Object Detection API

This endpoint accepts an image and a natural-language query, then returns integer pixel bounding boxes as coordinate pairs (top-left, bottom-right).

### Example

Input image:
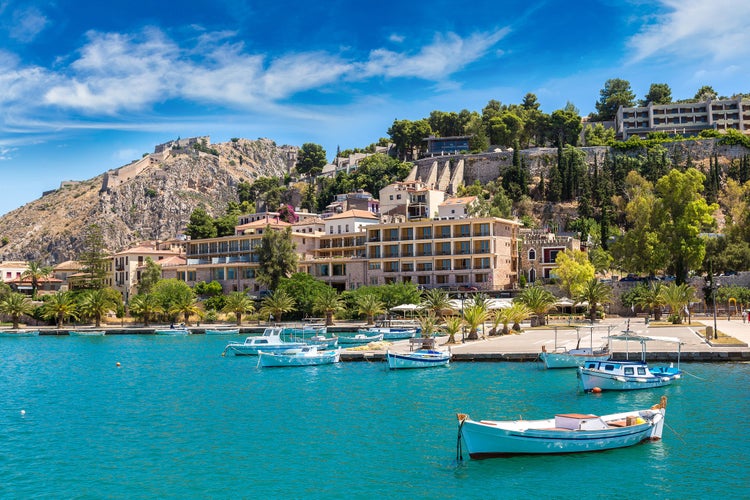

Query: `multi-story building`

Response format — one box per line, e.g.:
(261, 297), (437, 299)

(519, 229), (581, 283)
(615, 98), (750, 140)
(0, 261), (28, 283)
(365, 217), (520, 290)
(111, 241), (186, 300)
(437, 196), (478, 220)
(379, 180), (445, 221)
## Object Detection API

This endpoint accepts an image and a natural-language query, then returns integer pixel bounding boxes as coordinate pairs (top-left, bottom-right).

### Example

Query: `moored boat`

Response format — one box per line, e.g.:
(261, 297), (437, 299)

(154, 328), (190, 335)
(457, 396), (667, 459)
(257, 346), (341, 367)
(577, 332), (682, 392)
(540, 345), (610, 369)
(205, 328), (241, 335)
(69, 330), (106, 336)
(386, 348), (451, 369)
(338, 333), (384, 345)
(223, 327), (307, 356)
(359, 326), (418, 340)
(0, 330), (40, 337)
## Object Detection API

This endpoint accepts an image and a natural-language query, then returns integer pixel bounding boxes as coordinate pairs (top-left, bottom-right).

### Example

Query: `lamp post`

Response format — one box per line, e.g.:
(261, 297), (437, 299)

(712, 278), (719, 340)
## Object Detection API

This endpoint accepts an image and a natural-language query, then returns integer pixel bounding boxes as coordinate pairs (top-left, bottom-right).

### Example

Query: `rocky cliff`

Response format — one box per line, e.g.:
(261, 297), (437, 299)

(0, 138), (297, 263)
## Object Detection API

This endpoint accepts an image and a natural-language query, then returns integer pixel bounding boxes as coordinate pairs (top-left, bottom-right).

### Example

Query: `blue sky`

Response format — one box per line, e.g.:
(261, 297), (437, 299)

(1, 0), (748, 216)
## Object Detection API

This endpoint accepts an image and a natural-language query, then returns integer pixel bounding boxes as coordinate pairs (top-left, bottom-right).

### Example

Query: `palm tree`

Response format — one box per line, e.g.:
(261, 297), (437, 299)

(357, 293), (385, 325)
(507, 302), (532, 332)
(463, 303), (489, 340)
(443, 316), (463, 344)
(41, 291), (78, 329)
(222, 292), (255, 326)
(313, 288), (344, 326)
(128, 293), (164, 327)
(420, 289), (453, 320)
(490, 308), (512, 336)
(0, 292), (35, 329)
(660, 283), (696, 324)
(78, 289), (121, 327)
(516, 286), (557, 326)
(416, 312), (440, 339)
(574, 278), (613, 323)
(259, 289), (296, 323)
(169, 293), (203, 326)
(636, 281), (667, 321)
(21, 261), (53, 299)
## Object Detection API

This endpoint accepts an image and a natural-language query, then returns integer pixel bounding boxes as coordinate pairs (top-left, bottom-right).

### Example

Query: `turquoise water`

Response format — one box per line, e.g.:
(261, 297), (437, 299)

(1, 335), (748, 499)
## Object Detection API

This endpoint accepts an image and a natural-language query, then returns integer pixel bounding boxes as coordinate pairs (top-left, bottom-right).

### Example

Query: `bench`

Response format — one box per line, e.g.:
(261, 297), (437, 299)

(409, 337), (436, 351)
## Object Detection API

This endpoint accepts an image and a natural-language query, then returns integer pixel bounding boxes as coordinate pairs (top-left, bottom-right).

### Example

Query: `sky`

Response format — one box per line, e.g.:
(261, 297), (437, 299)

(1, 0), (749, 216)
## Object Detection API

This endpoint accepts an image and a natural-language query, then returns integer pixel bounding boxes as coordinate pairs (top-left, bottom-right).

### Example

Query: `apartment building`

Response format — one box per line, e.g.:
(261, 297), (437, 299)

(379, 180), (445, 220)
(111, 242), (186, 300)
(615, 98), (750, 140)
(365, 217), (520, 290)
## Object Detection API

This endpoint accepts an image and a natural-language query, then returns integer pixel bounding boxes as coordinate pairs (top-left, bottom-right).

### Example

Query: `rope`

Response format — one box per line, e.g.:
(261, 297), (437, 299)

(456, 418), (465, 462)
(663, 420), (687, 444)
(680, 369), (707, 381)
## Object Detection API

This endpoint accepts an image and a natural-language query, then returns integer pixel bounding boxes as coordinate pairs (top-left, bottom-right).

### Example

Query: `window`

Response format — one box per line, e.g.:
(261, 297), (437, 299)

(624, 367), (634, 375)
(637, 367), (646, 375)
(528, 248), (536, 260)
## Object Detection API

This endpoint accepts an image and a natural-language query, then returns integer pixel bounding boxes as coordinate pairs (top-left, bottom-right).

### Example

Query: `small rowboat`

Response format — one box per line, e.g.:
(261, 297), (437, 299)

(205, 328), (240, 335)
(257, 346), (341, 367)
(154, 328), (190, 335)
(338, 333), (384, 345)
(69, 330), (105, 336)
(457, 396), (667, 459)
(0, 330), (40, 337)
(385, 349), (451, 369)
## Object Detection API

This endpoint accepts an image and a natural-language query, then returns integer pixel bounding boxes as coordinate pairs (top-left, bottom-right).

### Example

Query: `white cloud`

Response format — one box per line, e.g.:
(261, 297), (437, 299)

(362, 28), (510, 80)
(627, 0), (750, 63)
(0, 145), (15, 160)
(9, 5), (49, 43)
(389, 33), (405, 43)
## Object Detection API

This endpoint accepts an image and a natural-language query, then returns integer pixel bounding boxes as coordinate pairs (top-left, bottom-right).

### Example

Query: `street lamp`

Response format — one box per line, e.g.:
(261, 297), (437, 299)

(712, 278), (719, 340)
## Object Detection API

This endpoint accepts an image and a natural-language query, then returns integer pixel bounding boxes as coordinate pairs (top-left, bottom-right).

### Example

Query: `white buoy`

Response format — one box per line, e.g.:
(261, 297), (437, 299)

(20, 410), (26, 415)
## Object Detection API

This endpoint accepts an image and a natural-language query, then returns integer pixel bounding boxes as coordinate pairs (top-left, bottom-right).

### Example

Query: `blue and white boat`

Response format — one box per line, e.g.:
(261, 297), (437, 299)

(385, 348), (451, 369)
(338, 333), (384, 345)
(0, 330), (40, 337)
(257, 346), (341, 368)
(223, 327), (307, 356)
(457, 396), (667, 458)
(286, 324), (337, 349)
(359, 325), (418, 340)
(205, 328), (241, 335)
(154, 328), (190, 335)
(69, 330), (105, 336)
(577, 332), (682, 392)
(539, 326), (610, 369)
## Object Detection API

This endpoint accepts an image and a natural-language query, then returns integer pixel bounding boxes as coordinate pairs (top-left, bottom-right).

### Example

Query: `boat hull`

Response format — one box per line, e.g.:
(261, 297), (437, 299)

(359, 327), (417, 340)
(338, 333), (384, 345)
(386, 350), (450, 369)
(154, 329), (190, 335)
(205, 329), (240, 335)
(69, 331), (105, 336)
(225, 342), (308, 356)
(0, 330), (40, 337)
(578, 367), (680, 391)
(258, 348), (341, 367)
(459, 403), (666, 458)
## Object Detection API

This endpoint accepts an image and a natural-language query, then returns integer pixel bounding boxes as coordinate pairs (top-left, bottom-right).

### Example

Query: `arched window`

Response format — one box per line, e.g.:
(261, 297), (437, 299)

(528, 248), (536, 260)
(529, 268), (536, 283)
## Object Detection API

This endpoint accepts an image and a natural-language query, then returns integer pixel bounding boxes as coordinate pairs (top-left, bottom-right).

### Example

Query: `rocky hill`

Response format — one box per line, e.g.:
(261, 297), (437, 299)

(0, 138), (297, 263)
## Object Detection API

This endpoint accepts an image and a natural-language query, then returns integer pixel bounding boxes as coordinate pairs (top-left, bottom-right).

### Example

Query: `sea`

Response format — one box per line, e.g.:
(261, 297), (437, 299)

(1, 334), (748, 499)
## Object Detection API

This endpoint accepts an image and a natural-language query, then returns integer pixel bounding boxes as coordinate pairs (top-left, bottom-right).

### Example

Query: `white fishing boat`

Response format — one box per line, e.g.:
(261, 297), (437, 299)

(359, 326), (418, 340)
(69, 330), (106, 336)
(0, 330), (40, 337)
(205, 328), (241, 335)
(154, 328), (190, 335)
(456, 396), (667, 459)
(338, 333), (384, 345)
(385, 348), (451, 369)
(539, 325), (610, 369)
(223, 327), (307, 356)
(286, 324), (337, 349)
(577, 331), (682, 392)
(257, 346), (341, 367)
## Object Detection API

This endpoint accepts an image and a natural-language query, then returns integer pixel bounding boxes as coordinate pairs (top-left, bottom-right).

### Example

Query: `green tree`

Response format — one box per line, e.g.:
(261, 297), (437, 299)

(640, 83), (672, 106)
(655, 168), (718, 283)
(356, 293), (385, 325)
(78, 288), (121, 328)
(185, 206), (217, 239)
(387, 118), (432, 160)
(313, 287), (344, 326)
(128, 293), (164, 327)
(553, 249), (596, 298)
(516, 286), (557, 326)
(463, 303), (489, 341)
(420, 288), (454, 320)
(489, 111), (524, 147)
(153, 279), (195, 321)
(296, 143), (328, 176)
(78, 224), (110, 290)
(21, 261), (53, 299)
(583, 123), (615, 146)
(277, 273), (330, 318)
(594, 78), (636, 120)
(0, 292), (35, 329)
(41, 291), (78, 329)
(694, 85), (717, 101)
(259, 289), (296, 323)
(442, 315), (463, 344)
(137, 257), (162, 295)
(379, 281), (421, 314)
(660, 283), (696, 324)
(635, 281), (667, 321)
(549, 108), (582, 147)
(168, 291), (202, 326)
(256, 227), (298, 292)
(574, 279), (612, 322)
(223, 292), (255, 326)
